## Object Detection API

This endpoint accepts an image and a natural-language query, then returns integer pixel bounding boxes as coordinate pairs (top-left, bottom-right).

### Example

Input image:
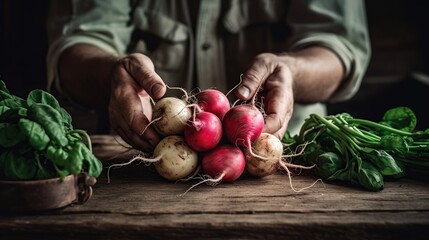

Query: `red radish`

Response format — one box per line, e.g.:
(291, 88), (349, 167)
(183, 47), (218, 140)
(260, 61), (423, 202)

(195, 89), (230, 120)
(184, 111), (223, 152)
(180, 144), (245, 195)
(202, 144), (246, 182)
(222, 104), (264, 149)
(151, 97), (192, 136)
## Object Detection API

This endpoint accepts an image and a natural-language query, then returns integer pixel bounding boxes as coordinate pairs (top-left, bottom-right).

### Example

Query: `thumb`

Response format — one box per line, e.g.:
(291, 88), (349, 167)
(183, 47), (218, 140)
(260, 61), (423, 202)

(235, 53), (275, 100)
(122, 53), (166, 100)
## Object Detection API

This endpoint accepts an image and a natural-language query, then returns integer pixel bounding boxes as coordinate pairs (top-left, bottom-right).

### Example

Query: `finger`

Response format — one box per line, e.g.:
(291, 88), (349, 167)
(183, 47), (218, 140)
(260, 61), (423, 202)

(262, 70), (294, 139)
(110, 98), (156, 152)
(113, 119), (154, 153)
(132, 92), (161, 147)
(112, 125), (133, 148)
(236, 53), (276, 100)
(263, 91), (292, 135)
(109, 69), (159, 152)
(264, 113), (290, 140)
(120, 53), (166, 99)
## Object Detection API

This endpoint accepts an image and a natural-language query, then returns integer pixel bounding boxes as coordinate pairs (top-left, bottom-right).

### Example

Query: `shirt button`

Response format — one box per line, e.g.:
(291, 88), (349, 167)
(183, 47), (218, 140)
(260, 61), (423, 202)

(201, 42), (211, 50)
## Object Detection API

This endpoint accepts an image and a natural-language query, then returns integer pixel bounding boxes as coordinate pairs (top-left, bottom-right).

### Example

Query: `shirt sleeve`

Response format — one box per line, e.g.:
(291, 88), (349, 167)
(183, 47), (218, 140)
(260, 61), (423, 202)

(286, 0), (371, 102)
(46, 0), (133, 93)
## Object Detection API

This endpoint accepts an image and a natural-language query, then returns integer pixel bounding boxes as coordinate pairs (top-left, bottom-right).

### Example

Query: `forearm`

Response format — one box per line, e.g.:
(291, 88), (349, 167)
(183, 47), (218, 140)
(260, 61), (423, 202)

(58, 43), (120, 110)
(282, 46), (344, 103)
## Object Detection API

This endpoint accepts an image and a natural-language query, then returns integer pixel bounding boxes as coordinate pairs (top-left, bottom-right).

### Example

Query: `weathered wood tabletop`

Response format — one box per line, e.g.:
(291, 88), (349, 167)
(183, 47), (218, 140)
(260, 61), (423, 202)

(1, 135), (429, 240)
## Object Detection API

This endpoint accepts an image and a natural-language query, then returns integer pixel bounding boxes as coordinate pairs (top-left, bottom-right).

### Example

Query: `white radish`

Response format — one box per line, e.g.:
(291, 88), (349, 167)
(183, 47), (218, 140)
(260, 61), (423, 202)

(108, 135), (198, 181)
(152, 97), (192, 136)
(245, 133), (319, 192)
(245, 133), (282, 177)
(153, 135), (199, 181)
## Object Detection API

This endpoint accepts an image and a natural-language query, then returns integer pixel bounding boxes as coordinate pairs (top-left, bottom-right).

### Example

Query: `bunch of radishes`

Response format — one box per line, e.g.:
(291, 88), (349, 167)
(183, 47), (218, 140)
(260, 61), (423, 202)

(110, 87), (313, 191)
(147, 89), (251, 183)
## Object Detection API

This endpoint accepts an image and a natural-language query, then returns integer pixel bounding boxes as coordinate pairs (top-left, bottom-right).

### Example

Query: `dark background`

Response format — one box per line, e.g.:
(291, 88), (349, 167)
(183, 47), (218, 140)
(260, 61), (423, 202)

(1, 0), (49, 98)
(1, 0), (428, 132)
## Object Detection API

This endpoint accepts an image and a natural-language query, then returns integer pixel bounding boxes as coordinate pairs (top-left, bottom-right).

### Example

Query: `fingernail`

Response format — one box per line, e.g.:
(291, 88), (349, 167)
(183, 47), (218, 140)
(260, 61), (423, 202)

(238, 86), (250, 99)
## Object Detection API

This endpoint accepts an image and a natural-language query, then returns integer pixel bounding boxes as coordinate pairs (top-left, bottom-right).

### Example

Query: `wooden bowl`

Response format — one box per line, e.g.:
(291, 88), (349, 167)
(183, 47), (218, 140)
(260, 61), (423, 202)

(0, 173), (96, 212)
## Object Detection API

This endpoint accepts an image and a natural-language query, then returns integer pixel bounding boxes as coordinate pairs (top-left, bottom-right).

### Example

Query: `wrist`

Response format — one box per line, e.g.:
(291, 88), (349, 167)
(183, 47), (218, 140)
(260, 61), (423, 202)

(277, 47), (344, 102)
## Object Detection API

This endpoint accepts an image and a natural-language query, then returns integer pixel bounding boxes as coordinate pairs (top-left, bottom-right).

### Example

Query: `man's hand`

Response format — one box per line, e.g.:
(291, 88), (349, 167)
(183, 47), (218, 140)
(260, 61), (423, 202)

(236, 47), (344, 139)
(109, 53), (166, 152)
(236, 53), (294, 140)
(59, 44), (167, 152)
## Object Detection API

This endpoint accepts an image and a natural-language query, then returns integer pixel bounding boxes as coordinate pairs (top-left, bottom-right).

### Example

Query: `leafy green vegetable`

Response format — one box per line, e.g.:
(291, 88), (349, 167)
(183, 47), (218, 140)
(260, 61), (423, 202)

(27, 103), (68, 147)
(18, 118), (50, 151)
(27, 89), (61, 109)
(0, 107), (27, 123)
(0, 80), (103, 181)
(381, 106), (416, 133)
(356, 161), (384, 191)
(27, 89), (73, 130)
(361, 148), (404, 178)
(283, 106), (428, 191)
(314, 152), (345, 180)
(1, 150), (37, 180)
(0, 123), (24, 147)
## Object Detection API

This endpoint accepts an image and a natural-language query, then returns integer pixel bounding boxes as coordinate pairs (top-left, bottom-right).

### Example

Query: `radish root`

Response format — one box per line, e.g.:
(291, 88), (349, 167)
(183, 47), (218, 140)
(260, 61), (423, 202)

(166, 84), (189, 102)
(278, 141), (322, 192)
(278, 160), (322, 193)
(177, 165), (201, 183)
(139, 116), (162, 135)
(107, 154), (162, 183)
(226, 74), (244, 97)
(179, 172), (226, 196)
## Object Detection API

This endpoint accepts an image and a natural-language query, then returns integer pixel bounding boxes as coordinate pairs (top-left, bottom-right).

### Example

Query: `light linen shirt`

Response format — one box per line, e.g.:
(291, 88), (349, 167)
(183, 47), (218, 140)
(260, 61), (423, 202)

(46, 0), (371, 135)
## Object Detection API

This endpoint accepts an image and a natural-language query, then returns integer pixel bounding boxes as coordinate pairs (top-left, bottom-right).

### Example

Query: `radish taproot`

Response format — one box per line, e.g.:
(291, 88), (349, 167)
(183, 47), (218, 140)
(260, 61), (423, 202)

(184, 111), (223, 152)
(152, 97), (192, 136)
(108, 135), (198, 181)
(180, 144), (246, 195)
(195, 89), (230, 120)
(202, 144), (246, 183)
(222, 104), (264, 148)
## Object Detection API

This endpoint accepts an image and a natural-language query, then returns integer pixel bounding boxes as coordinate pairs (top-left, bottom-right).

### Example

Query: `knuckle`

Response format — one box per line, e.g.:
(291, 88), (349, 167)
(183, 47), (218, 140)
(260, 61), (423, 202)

(243, 70), (261, 86)
(255, 53), (276, 62)
(265, 114), (283, 133)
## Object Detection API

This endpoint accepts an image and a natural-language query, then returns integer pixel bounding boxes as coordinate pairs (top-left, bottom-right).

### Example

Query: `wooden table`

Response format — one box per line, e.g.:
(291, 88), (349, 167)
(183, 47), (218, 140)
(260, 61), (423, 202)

(1, 135), (429, 239)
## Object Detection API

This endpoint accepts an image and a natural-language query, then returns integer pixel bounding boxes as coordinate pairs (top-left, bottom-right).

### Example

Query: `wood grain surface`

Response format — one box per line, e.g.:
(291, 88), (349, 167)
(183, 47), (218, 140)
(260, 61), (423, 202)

(1, 135), (428, 240)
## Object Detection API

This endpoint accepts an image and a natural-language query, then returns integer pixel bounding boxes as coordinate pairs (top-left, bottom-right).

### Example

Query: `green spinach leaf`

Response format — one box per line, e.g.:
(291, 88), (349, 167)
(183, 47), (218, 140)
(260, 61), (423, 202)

(27, 103), (68, 147)
(0, 123), (24, 148)
(381, 106), (416, 133)
(362, 148), (404, 178)
(18, 118), (50, 151)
